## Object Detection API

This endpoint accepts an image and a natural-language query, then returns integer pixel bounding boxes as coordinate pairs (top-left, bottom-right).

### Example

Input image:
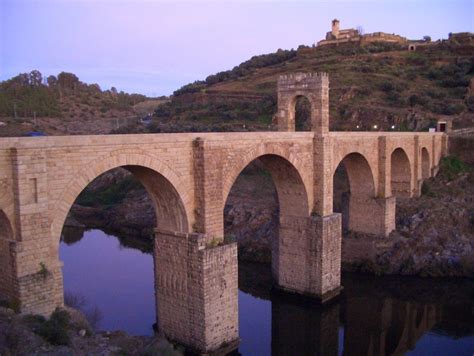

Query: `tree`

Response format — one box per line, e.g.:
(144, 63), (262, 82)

(47, 75), (58, 87)
(57, 72), (79, 96)
(423, 35), (431, 42)
(29, 70), (43, 86)
(357, 26), (365, 36)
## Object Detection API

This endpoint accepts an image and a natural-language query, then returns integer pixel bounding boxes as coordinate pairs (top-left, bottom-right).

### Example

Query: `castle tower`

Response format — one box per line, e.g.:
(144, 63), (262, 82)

(331, 19), (340, 38)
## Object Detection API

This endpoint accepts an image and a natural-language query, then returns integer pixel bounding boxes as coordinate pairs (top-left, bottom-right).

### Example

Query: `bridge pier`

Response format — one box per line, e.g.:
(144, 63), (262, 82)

(348, 196), (396, 237)
(273, 214), (342, 301)
(154, 229), (239, 353)
(7, 241), (64, 316)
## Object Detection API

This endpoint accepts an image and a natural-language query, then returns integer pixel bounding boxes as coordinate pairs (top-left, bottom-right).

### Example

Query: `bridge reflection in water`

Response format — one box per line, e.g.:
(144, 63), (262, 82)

(238, 262), (473, 356)
(61, 227), (474, 355)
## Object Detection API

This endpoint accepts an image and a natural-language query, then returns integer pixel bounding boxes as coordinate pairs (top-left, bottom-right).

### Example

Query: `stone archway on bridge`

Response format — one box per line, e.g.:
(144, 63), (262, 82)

(391, 148), (412, 198)
(333, 152), (378, 234)
(48, 152), (195, 340)
(276, 73), (329, 133)
(421, 147), (431, 179)
(51, 152), (192, 246)
(0, 209), (14, 301)
(223, 153), (315, 294)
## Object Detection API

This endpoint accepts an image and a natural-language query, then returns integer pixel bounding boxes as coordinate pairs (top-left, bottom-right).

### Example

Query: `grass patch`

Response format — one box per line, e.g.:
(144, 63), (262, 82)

(440, 155), (471, 180)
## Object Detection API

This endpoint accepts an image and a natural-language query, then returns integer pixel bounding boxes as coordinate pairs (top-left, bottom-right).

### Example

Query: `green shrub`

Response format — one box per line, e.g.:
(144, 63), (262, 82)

(37, 309), (71, 346)
(440, 156), (471, 180)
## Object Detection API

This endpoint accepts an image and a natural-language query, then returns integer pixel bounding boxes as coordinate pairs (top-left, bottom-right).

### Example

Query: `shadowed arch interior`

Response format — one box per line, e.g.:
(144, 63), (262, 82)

(333, 153), (376, 233)
(65, 165), (189, 237)
(421, 148), (430, 179)
(292, 95), (312, 131)
(391, 148), (412, 198)
(125, 166), (188, 233)
(0, 210), (14, 300)
(239, 155), (309, 217)
(223, 154), (310, 286)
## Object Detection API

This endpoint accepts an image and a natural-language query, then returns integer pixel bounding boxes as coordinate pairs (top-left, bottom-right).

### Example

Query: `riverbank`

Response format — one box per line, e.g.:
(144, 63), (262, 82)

(0, 304), (183, 355)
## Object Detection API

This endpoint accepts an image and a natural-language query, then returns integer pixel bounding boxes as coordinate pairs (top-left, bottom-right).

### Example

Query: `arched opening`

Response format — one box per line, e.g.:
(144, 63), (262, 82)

(224, 160), (278, 263)
(391, 148), (412, 198)
(292, 95), (312, 131)
(59, 164), (188, 335)
(224, 154), (309, 265)
(421, 148), (430, 180)
(224, 154), (309, 347)
(0, 210), (14, 301)
(333, 153), (376, 234)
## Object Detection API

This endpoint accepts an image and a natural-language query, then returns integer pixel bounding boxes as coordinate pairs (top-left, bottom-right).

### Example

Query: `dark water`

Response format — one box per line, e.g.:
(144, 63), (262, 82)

(60, 228), (474, 355)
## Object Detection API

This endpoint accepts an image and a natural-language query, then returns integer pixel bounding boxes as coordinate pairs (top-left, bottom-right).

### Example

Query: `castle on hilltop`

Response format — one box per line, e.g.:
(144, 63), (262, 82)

(317, 19), (408, 47)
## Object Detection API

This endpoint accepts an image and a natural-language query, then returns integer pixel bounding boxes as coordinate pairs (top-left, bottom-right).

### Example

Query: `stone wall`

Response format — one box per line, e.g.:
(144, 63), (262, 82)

(154, 229), (238, 353)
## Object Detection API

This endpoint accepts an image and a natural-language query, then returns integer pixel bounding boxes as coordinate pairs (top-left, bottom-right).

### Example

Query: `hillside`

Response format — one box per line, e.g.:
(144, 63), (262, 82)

(0, 71), (168, 137)
(1, 34), (472, 137)
(150, 34), (473, 133)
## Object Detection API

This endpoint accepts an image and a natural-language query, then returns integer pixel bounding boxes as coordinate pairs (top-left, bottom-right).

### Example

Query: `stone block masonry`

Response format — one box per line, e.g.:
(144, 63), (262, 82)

(155, 229), (238, 353)
(0, 72), (446, 353)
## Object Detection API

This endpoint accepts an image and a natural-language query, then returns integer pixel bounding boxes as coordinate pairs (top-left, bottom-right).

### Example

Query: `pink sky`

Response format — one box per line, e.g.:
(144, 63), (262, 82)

(1, 0), (472, 96)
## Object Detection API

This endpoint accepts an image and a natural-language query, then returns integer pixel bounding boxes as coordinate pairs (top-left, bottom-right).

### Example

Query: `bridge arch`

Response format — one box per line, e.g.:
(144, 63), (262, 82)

(391, 148), (412, 198)
(0, 209), (14, 300)
(224, 153), (309, 218)
(51, 151), (192, 247)
(223, 152), (310, 294)
(223, 145), (312, 215)
(333, 152), (377, 233)
(421, 147), (431, 179)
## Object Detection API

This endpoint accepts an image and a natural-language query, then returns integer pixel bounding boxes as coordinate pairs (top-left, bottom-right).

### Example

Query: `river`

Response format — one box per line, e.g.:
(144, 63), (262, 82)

(60, 228), (474, 355)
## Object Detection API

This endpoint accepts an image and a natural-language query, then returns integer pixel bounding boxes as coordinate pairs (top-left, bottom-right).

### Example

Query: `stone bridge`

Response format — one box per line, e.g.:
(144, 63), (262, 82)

(0, 73), (447, 353)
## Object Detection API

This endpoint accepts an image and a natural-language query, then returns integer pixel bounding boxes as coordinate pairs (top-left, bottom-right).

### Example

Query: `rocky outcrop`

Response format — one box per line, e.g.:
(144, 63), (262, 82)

(0, 306), (181, 355)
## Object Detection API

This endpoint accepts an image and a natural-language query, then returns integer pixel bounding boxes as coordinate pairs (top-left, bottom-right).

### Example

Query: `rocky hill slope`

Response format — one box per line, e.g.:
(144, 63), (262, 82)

(0, 71), (168, 137)
(150, 35), (473, 133)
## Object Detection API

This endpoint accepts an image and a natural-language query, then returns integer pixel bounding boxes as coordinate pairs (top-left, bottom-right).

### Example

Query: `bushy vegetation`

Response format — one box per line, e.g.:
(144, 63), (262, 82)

(173, 49), (296, 96)
(440, 155), (471, 180)
(155, 96), (276, 126)
(23, 309), (71, 346)
(76, 175), (142, 207)
(0, 70), (61, 117)
(0, 70), (147, 118)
